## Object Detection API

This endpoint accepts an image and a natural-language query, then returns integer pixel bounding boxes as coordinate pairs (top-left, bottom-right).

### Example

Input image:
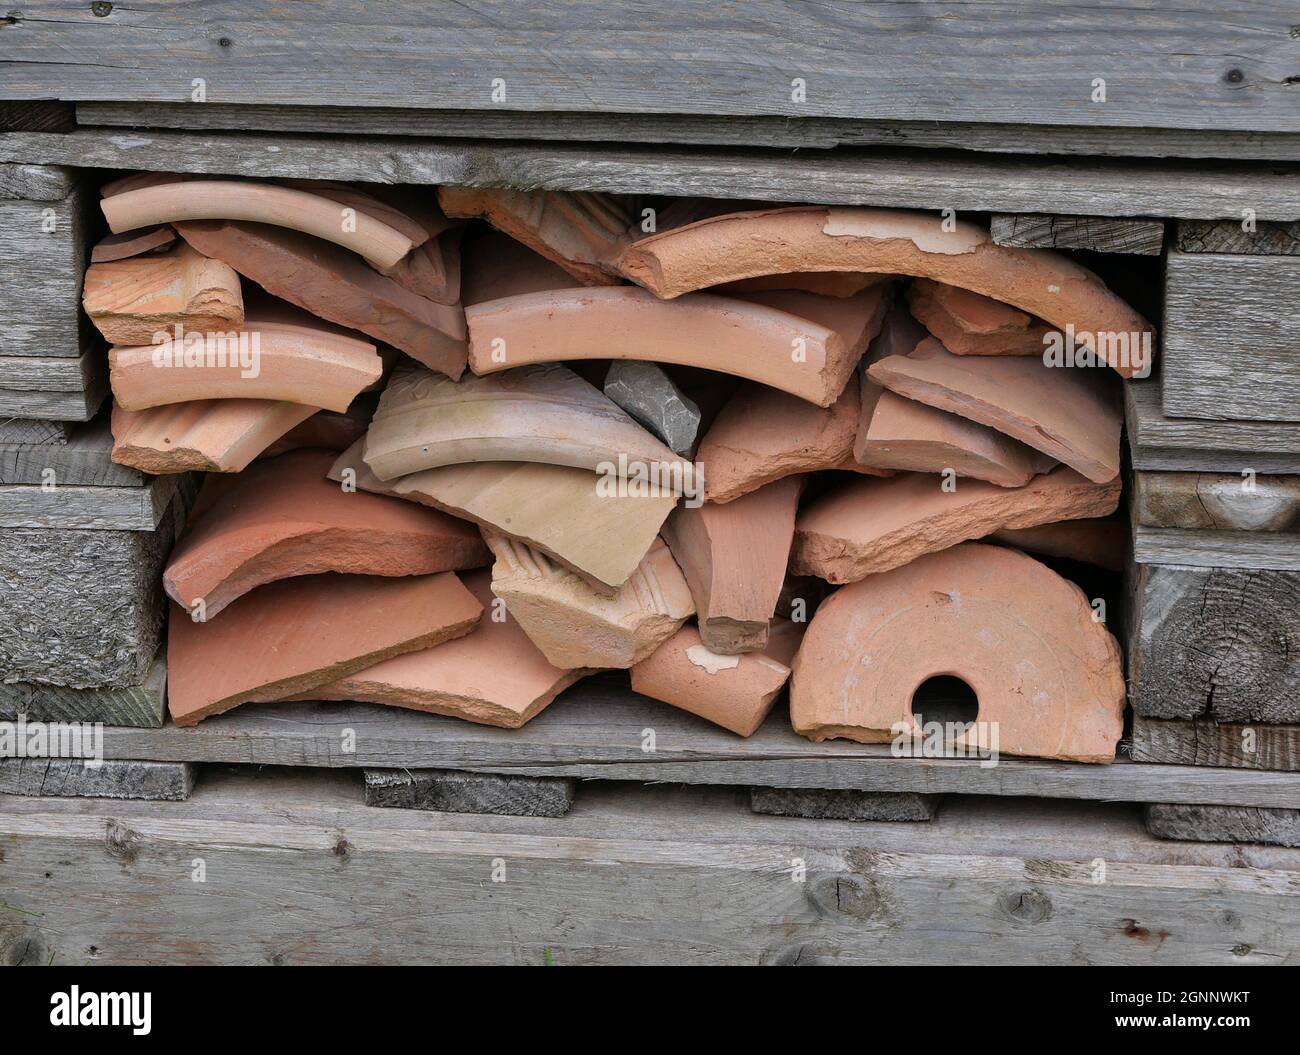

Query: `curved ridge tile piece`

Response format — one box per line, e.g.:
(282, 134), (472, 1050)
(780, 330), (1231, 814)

(661, 477), (802, 655)
(467, 285), (880, 407)
(383, 225), (463, 305)
(300, 571), (587, 729)
(868, 337), (1122, 483)
(486, 534), (694, 669)
(330, 440), (675, 591)
(438, 185), (633, 285)
(855, 387), (1056, 487)
(110, 399), (319, 475)
(631, 619), (805, 737)
(700, 374), (888, 504)
(276, 179), (434, 248)
(164, 449), (489, 619)
(102, 179), (415, 268)
(90, 225), (177, 263)
(108, 312), (383, 412)
(83, 242), (243, 346)
(792, 466), (1121, 584)
(790, 543), (1125, 762)
(619, 206), (1154, 377)
(714, 271), (888, 298)
(167, 570), (483, 726)
(363, 361), (693, 484)
(907, 278), (1051, 356)
(175, 220), (467, 378)
(990, 516), (1126, 571)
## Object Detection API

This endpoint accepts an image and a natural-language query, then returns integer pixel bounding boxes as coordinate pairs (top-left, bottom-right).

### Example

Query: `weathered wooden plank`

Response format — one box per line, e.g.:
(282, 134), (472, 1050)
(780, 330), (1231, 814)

(0, 413), (142, 486)
(364, 768), (576, 817)
(1162, 251), (1300, 422)
(3, 130), (1299, 220)
(0, 347), (102, 392)
(1176, 218), (1300, 255)
(88, 685), (1300, 809)
(990, 214), (1164, 254)
(749, 787), (938, 822)
(0, 182), (91, 359)
(0, 473), (179, 529)
(0, 161), (75, 200)
(1145, 803), (1300, 848)
(0, 758), (194, 801)
(0, 652), (167, 728)
(0, 417), (70, 444)
(1131, 715), (1300, 772)
(1133, 526), (1300, 571)
(1134, 471), (1300, 531)
(0, 100), (76, 134)
(1, 772), (1297, 965)
(75, 101), (1300, 163)
(5, 2), (1297, 134)
(1124, 380), (1300, 473)
(0, 379), (107, 421)
(1128, 563), (1300, 724)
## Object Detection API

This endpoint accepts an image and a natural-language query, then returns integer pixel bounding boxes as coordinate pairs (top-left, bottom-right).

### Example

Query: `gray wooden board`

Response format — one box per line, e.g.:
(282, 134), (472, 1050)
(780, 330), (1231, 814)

(0, 473), (178, 529)
(1, 770), (1297, 966)
(750, 787), (938, 822)
(0, 652), (167, 729)
(1162, 251), (1300, 422)
(1177, 218), (1300, 255)
(1133, 526), (1300, 571)
(0, 380), (107, 421)
(1128, 562), (1300, 725)
(87, 683), (1300, 809)
(0, 758), (193, 801)
(1131, 716), (1300, 773)
(0, 347), (102, 392)
(76, 101), (1300, 163)
(0, 417), (70, 444)
(364, 768), (575, 817)
(0, 161), (75, 200)
(990, 214), (1164, 255)
(3, 130), (1300, 221)
(0, 413), (143, 487)
(0, 182), (91, 359)
(0, 101), (76, 134)
(4, 2), (1296, 134)
(1133, 471), (1300, 532)
(1145, 803), (1300, 849)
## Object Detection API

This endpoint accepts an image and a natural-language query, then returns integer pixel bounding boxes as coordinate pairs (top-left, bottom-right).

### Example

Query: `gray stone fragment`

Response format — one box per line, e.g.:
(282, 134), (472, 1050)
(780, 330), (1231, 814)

(0, 758), (195, 801)
(603, 360), (701, 455)
(750, 787), (938, 822)
(1144, 804), (1300, 848)
(364, 768), (576, 817)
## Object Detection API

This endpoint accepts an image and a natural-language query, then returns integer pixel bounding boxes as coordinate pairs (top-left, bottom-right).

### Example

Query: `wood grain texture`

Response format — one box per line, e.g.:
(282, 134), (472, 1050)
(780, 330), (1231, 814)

(749, 787), (937, 822)
(0, 652), (167, 728)
(0, 100), (76, 133)
(0, 758), (193, 801)
(1176, 219), (1300, 255)
(76, 101), (1300, 162)
(0, 381), (107, 421)
(5, 2), (1297, 133)
(0, 347), (102, 392)
(1128, 563), (1300, 724)
(0, 413), (143, 486)
(0, 417), (71, 443)
(1145, 803), (1300, 848)
(3, 130), (1300, 220)
(1162, 251), (1300, 421)
(364, 768), (576, 817)
(1, 771), (1297, 965)
(84, 682), (1300, 809)
(1133, 527), (1300, 571)
(0, 473), (179, 529)
(0, 161), (75, 200)
(1131, 716), (1300, 772)
(1134, 471), (1300, 531)
(990, 214), (1164, 255)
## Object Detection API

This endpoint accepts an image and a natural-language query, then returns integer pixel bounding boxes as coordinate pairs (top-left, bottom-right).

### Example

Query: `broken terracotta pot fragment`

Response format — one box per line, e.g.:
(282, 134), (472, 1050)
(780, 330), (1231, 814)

(906, 278), (1052, 356)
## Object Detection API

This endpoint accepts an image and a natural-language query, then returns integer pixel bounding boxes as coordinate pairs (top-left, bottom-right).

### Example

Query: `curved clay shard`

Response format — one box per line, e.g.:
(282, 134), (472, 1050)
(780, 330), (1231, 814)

(330, 439), (675, 590)
(854, 387), (1056, 487)
(907, 278), (1051, 356)
(363, 362), (693, 484)
(715, 272), (888, 298)
(384, 226), (463, 304)
(868, 338), (1121, 483)
(276, 178), (434, 248)
(990, 516), (1126, 571)
(700, 374), (888, 504)
(792, 466), (1121, 584)
(90, 225), (176, 263)
(108, 312), (382, 413)
(83, 242), (243, 345)
(175, 220), (467, 378)
(789, 543), (1125, 762)
(163, 448), (489, 619)
(102, 179), (414, 268)
(661, 476), (802, 654)
(438, 185), (632, 284)
(487, 533), (694, 669)
(618, 207), (1154, 377)
(300, 571), (587, 729)
(110, 399), (319, 474)
(467, 285), (881, 407)
(167, 570), (482, 726)
(631, 619), (805, 737)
